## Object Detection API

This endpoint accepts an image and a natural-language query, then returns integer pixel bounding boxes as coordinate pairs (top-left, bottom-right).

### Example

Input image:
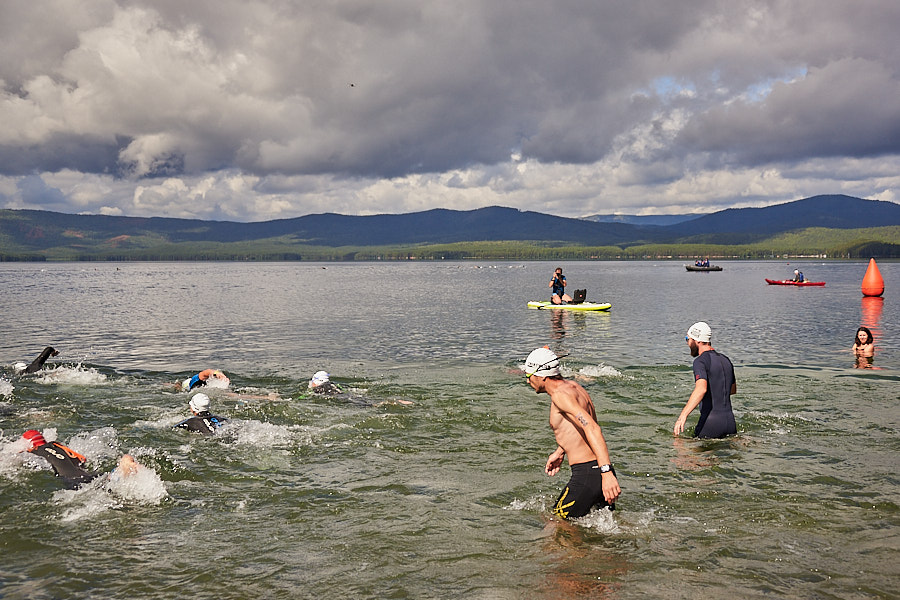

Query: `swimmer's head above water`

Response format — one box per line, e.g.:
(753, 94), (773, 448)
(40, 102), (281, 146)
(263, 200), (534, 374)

(189, 393), (211, 414)
(524, 346), (562, 379)
(21, 429), (47, 450)
(309, 371), (330, 389)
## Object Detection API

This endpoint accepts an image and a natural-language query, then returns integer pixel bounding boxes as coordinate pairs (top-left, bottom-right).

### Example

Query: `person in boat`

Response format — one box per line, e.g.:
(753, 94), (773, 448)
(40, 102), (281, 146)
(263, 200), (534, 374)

(308, 371), (344, 395)
(549, 267), (572, 304)
(177, 369), (230, 391)
(524, 346), (621, 519)
(14, 346), (59, 374)
(674, 322), (738, 439)
(852, 326), (874, 358)
(174, 393), (227, 435)
(792, 269), (805, 283)
(18, 429), (141, 489)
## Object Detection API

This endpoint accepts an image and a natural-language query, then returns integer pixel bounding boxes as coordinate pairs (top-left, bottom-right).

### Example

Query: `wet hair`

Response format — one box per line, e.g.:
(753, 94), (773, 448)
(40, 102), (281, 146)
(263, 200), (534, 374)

(853, 326), (874, 346)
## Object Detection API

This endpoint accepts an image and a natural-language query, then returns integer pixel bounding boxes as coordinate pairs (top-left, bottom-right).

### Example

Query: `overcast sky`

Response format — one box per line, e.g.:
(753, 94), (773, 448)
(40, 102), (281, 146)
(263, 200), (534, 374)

(1, 1), (898, 222)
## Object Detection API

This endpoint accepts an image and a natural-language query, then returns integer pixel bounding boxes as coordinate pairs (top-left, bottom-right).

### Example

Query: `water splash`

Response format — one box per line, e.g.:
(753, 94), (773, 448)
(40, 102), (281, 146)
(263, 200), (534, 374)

(577, 364), (624, 378)
(33, 364), (109, 386)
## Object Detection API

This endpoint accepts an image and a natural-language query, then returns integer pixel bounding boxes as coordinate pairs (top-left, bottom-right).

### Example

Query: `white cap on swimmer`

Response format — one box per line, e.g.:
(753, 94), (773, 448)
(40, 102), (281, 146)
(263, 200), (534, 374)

(686, 322), (712, 343)
(524, 347), (561, 377)
(189, 393), (210, 413)
(309, 371), (330, 388)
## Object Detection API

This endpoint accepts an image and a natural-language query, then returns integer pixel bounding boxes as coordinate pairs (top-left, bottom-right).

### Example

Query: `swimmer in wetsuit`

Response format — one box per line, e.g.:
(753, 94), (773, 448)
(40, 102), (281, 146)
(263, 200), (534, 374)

(307, 371), (343, 396)
(524, 346), (621, 519)
(174, 393), (227, 435)
(21, 429), (97, 488)
(674, 322), (737, 439)
(19, 430), (144, 489)
(178, 369), (229, 392)
(15, 346), (59, 374)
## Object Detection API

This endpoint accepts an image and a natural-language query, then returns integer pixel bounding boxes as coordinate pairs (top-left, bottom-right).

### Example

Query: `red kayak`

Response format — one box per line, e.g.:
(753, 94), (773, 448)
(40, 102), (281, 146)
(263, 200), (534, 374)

(765, 278), (825, 287)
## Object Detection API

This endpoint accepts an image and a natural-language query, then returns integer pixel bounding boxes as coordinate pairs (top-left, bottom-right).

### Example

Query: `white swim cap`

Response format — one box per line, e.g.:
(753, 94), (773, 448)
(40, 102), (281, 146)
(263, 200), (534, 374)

(524, 347), (561, 377)
(794, 269), (799, 274)
(309, 371), (330, 388)
(190, 393), (211, 413)
(687, 322), (712, 343)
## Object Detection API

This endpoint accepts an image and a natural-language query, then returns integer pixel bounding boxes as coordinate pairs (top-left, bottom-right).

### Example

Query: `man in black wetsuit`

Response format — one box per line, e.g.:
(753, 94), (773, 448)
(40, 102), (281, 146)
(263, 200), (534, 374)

(21, 429), (97, 488)
(174, 393), (227, 435)
(17, 347), (59, 374)
(20, 430), (142, 489)
(674, 322), (737, 439)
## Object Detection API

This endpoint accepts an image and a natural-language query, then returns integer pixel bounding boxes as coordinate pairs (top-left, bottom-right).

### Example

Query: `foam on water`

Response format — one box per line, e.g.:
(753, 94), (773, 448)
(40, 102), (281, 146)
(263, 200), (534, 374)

(54, 462), (169, 523)
(0, 378), (13, 397)
(33, 364), (109, 386)
(66, 427), (121, 462)
(220, 419), (320, 448)
(575, 364), (625, 378)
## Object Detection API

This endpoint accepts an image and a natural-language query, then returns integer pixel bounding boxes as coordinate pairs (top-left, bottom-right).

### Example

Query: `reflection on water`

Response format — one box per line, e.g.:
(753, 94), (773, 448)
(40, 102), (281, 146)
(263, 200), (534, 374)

(0, 261), (898, 600)
(856, 296), (884, 368)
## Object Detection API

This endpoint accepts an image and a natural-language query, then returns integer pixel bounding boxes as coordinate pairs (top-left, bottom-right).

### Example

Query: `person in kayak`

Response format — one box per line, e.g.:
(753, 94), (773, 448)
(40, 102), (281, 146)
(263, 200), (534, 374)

(174, 393), (227, 435)
(177, 369), (230, 391)
(792, 269), (805, 283)
(674, 322), (738, 439)
(19, 430), (141, 489)
(524, 346), (621, 519)
(549, 267), (572, 304)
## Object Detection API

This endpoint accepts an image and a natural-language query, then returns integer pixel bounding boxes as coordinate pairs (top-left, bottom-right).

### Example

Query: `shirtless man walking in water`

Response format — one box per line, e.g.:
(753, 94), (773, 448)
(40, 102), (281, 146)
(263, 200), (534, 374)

(524, 347), (621, 519)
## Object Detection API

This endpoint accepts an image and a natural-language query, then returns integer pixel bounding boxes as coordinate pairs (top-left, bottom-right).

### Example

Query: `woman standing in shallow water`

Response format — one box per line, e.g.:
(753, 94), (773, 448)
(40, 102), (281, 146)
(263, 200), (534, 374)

(852, 326), (875, 358)
(852, 326), (875, 368)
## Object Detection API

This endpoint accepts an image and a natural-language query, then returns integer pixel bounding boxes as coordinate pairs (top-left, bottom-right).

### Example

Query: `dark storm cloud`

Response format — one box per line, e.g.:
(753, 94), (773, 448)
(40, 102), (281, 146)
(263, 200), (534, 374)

(0, 0), (898, 219)
(677, 58), (900, 166)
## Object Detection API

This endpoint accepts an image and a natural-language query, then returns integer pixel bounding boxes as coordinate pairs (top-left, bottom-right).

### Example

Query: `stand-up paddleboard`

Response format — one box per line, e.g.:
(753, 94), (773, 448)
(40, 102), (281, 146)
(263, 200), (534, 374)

(765, 279), (825, 287)
(527, 301), (612, 311)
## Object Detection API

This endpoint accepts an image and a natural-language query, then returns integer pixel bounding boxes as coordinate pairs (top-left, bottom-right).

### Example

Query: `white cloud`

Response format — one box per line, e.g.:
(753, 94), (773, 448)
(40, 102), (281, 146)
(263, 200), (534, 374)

(0, 0), (897, 220)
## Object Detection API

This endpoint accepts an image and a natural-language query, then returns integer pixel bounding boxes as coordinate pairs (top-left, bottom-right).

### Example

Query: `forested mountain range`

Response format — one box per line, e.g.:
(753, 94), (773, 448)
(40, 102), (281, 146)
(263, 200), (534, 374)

(1, 194), (898, 260)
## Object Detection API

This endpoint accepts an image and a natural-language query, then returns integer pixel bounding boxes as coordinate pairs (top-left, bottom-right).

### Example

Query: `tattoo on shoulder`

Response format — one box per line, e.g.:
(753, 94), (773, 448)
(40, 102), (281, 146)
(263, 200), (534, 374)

(576, 413), (589, 427)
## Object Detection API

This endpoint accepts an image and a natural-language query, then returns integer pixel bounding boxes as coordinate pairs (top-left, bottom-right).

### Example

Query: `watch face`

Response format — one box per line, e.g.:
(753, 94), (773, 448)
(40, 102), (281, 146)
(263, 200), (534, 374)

(600, 464), (611, 473)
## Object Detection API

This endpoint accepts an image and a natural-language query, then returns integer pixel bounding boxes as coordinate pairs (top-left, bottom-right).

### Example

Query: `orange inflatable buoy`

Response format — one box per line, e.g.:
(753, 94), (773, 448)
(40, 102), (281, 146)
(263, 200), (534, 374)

(861, 258), (884, 297)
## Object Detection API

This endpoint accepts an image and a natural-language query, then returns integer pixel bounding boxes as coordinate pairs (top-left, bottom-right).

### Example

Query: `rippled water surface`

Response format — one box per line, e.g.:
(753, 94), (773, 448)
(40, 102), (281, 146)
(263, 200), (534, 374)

(1, 260), (897, 599)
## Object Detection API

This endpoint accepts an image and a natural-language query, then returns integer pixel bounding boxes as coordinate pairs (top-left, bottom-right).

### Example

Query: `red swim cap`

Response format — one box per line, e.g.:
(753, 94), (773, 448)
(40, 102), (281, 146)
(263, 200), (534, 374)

(22, 429), (47, 449)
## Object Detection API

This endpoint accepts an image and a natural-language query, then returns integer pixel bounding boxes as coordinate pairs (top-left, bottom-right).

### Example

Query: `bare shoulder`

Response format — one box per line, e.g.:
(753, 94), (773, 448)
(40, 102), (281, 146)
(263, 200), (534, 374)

(549, 378), (592, 411)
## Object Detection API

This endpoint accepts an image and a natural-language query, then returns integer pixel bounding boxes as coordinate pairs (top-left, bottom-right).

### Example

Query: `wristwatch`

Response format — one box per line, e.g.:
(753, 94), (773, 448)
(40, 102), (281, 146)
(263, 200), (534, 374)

(599, 464), (613, 473)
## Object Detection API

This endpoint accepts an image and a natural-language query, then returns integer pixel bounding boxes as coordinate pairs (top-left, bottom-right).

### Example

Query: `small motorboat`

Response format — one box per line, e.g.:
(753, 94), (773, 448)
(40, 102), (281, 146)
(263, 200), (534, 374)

(685, 264), (723, 272)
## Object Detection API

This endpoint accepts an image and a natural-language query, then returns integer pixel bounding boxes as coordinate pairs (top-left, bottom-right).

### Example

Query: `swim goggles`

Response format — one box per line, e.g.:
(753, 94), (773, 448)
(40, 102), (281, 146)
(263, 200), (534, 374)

(524, 354), (568, 379)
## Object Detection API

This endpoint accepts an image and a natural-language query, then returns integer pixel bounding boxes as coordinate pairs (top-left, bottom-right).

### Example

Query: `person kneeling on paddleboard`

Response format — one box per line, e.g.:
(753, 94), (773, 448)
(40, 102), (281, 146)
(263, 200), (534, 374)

(549, 267), (573, 304)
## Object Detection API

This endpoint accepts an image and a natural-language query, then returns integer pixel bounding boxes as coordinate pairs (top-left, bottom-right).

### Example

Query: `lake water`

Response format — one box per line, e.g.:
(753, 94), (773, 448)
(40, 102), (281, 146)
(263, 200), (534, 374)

(0, 260), (897, 599)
